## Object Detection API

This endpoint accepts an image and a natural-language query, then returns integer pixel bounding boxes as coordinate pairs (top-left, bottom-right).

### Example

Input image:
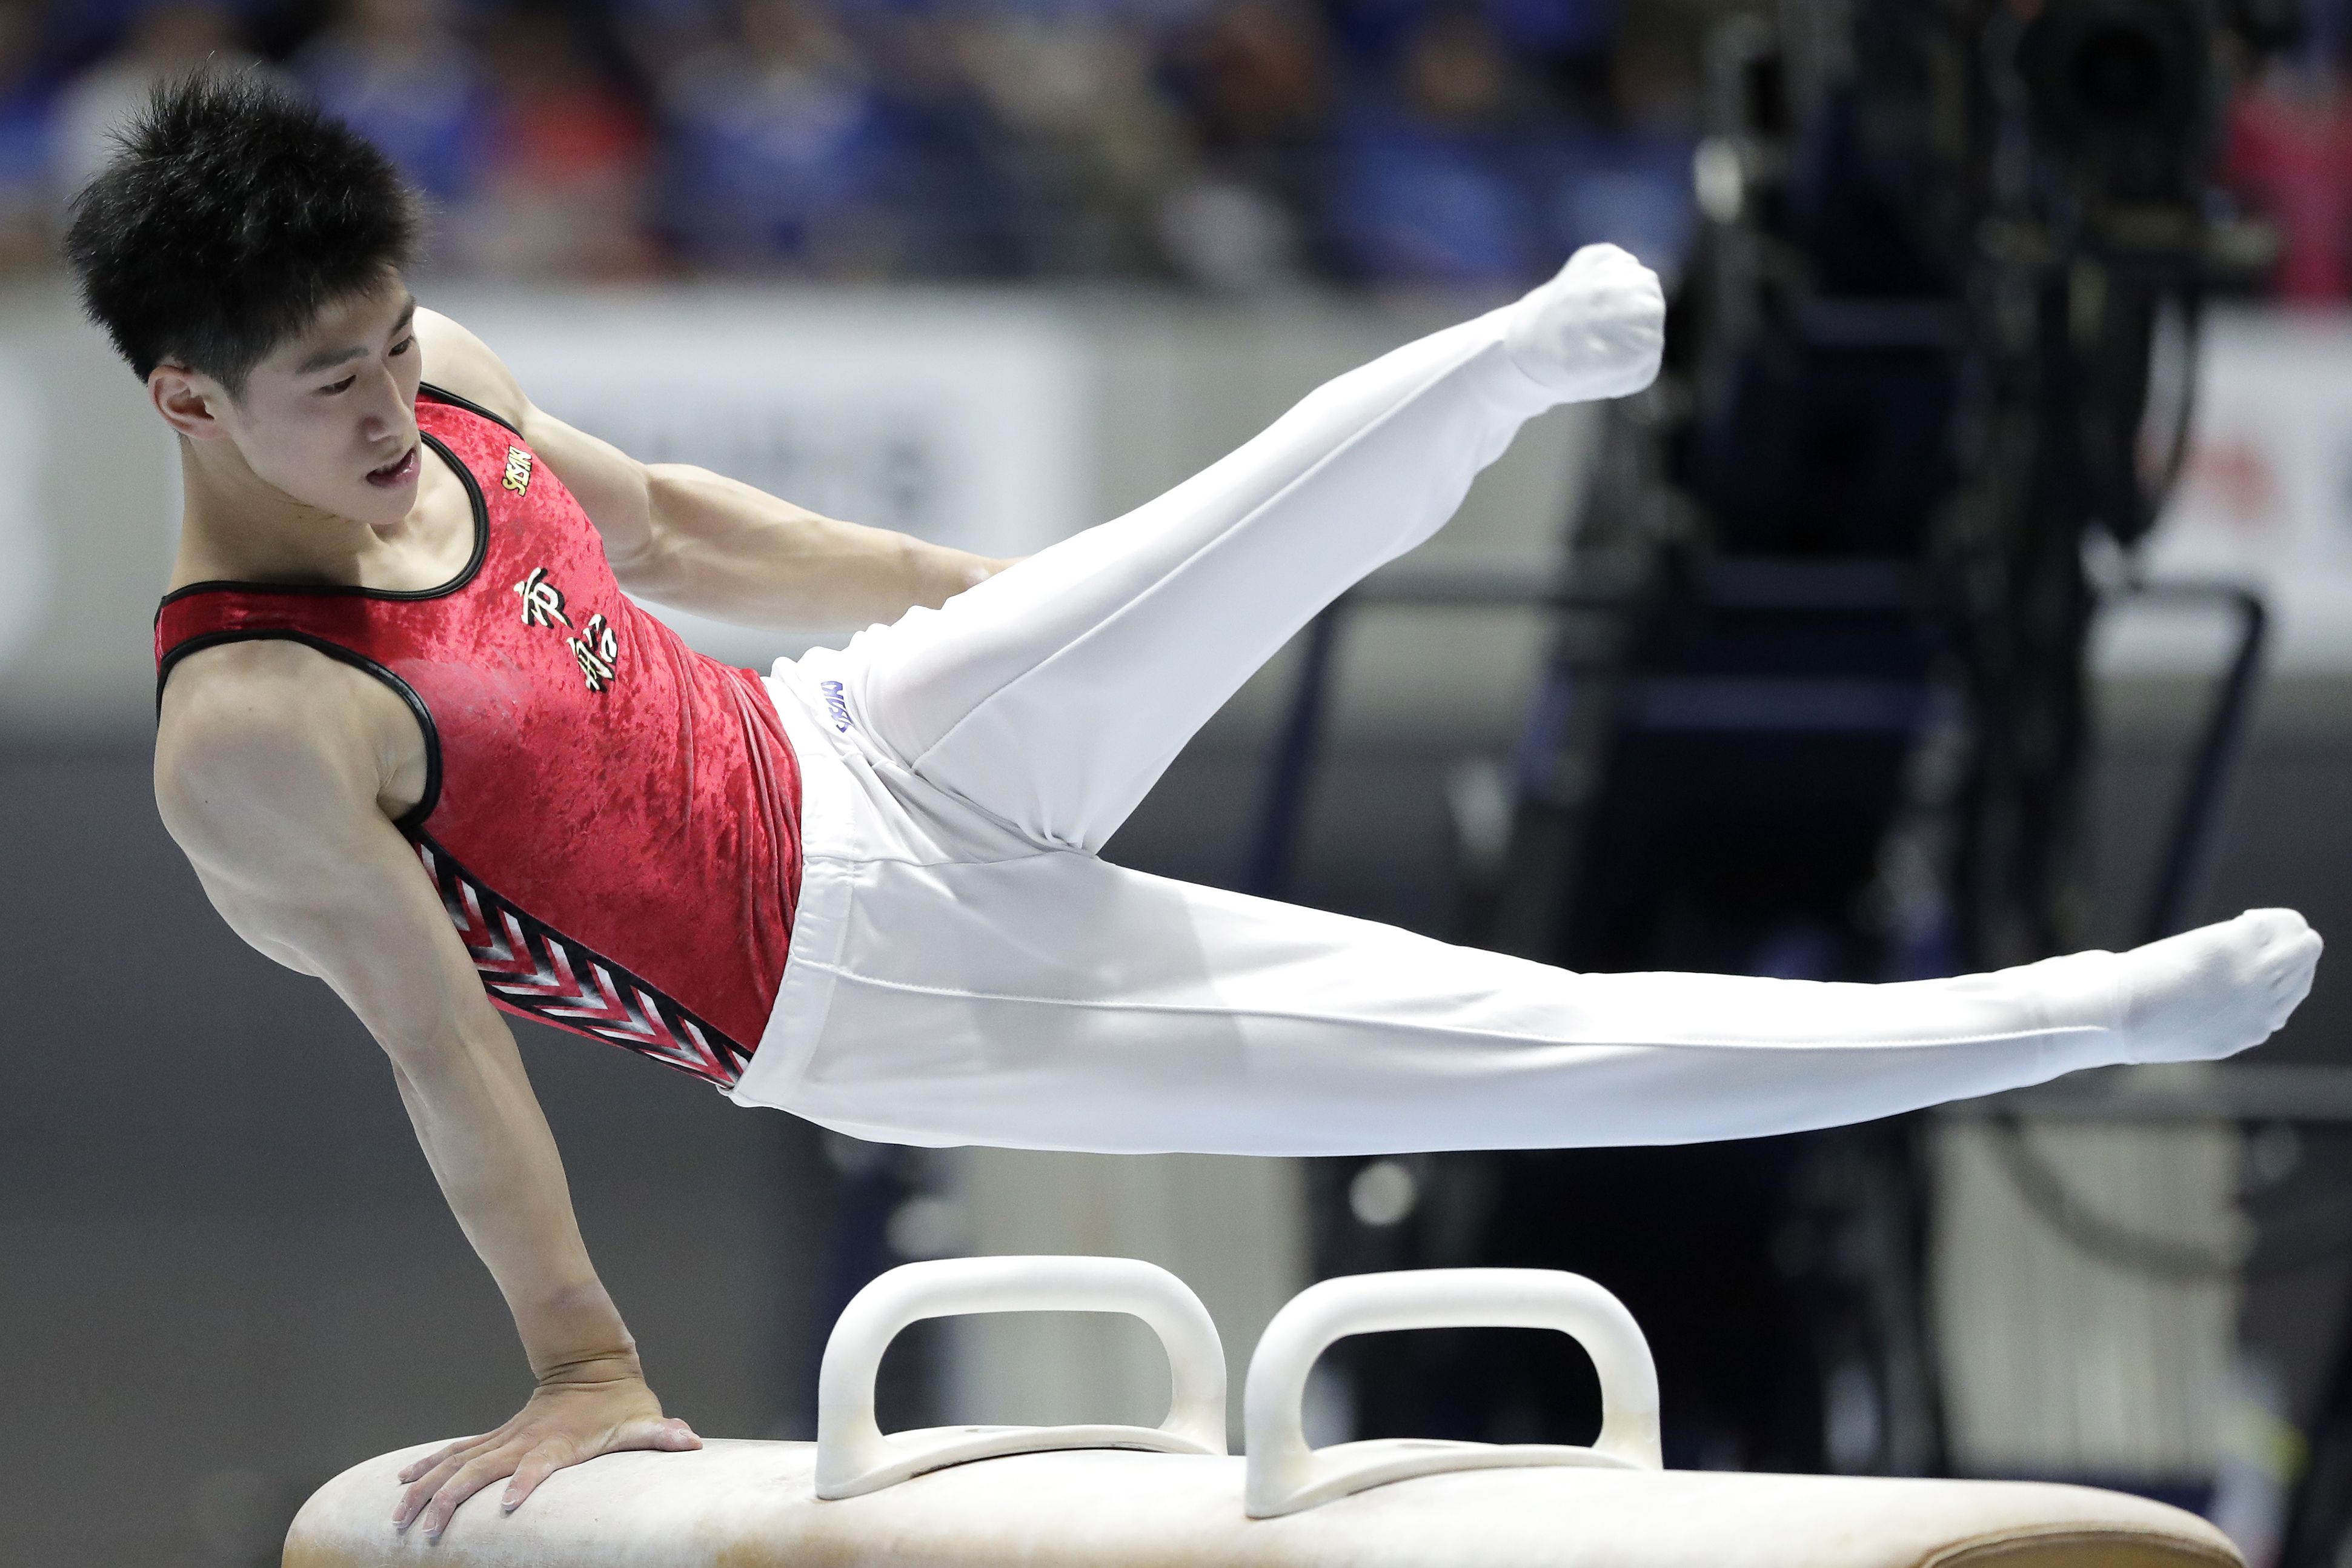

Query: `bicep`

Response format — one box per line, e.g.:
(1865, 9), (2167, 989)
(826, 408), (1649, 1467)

(239, 814), (494, 1058)
(514, 406), (659, 574)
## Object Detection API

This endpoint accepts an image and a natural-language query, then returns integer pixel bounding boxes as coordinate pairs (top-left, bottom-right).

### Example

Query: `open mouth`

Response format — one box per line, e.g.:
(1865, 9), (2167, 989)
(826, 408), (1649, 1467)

(365, 443), (419, 488)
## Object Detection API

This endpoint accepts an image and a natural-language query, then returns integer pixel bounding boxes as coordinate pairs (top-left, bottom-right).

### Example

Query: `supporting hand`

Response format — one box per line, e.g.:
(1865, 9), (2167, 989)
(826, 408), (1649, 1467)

(1503, 244), (1667, 404)
(391, 1360), (701, 1540)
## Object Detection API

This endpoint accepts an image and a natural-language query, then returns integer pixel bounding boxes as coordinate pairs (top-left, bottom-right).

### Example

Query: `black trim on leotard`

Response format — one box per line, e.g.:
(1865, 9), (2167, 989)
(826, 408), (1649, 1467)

(416, 379), (524, 437)
(154, 428), (489, 609)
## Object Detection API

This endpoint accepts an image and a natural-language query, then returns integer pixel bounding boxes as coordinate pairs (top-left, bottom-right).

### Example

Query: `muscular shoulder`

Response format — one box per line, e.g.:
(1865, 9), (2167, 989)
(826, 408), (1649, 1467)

(414, 307), (531, 430)
(411, 307), (660, 574)
(154, 641), (504, 1035)
(155, 642), (398, 865)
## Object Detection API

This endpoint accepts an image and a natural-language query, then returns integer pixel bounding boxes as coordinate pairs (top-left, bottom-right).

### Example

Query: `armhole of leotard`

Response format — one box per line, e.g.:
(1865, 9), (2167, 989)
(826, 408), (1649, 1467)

(155, 630), (444, 835)
(417, 379), (524, 438)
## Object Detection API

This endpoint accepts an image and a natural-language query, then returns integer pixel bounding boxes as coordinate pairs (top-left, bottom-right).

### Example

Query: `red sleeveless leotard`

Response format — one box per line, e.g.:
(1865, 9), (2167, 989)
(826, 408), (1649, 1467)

(153, 385), (801, 1088)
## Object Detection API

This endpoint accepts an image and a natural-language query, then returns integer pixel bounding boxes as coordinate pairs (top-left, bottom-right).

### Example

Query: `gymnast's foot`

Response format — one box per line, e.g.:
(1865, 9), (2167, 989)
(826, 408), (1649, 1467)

(2113, 908), (2322, 1063)
(1502, 244), (1667, 405)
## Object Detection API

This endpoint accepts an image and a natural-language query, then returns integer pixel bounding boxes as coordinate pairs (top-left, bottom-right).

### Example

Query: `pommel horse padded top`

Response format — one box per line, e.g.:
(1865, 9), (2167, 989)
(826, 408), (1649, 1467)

(284, 1260), (2242, 1567)
(284, 1439), (2239, 1568)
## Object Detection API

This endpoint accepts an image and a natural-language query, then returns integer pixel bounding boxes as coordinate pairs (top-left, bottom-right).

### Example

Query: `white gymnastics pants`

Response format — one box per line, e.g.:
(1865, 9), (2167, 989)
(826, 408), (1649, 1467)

(731, 305), (2127, 1154)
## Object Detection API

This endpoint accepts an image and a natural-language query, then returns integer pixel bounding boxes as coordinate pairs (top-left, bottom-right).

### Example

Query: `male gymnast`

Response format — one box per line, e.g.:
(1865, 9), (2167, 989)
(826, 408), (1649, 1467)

(72, 72), (2320, 1540)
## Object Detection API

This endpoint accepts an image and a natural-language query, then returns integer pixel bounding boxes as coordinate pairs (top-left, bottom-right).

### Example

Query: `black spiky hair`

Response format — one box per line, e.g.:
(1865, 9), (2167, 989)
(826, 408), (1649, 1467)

(62, 67), (423, 395)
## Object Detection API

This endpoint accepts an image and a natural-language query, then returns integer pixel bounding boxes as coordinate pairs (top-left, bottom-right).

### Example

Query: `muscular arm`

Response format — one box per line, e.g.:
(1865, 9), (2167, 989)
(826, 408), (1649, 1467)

(154, 647), (697, 1536)
(413, 308), (1009, 631)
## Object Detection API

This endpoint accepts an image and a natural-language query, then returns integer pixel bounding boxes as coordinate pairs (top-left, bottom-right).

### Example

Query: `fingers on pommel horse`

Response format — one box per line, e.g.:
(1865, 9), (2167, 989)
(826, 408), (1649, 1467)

(283, 1257), (2242, 1568)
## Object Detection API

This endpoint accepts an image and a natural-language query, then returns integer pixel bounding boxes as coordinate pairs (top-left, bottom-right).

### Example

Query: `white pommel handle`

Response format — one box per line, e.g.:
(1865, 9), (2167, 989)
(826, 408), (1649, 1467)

(1243, 1267), (1663, 1518)
(816, 1255), (1228, 1500)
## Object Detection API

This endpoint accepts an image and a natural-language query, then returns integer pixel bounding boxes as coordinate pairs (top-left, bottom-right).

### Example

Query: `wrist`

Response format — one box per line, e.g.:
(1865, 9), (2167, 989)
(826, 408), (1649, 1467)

(532, 1344), (645, 1389)
(516, 1278), (640, 1385)
(917, 540), (1002, 605)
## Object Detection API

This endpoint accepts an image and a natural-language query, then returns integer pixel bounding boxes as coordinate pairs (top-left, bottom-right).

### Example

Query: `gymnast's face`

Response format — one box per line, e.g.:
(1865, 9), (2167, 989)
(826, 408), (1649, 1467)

(152, 272), (425, 531)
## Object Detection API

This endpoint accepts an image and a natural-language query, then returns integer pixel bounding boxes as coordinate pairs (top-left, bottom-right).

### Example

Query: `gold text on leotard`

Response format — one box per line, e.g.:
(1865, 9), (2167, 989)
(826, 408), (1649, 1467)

(513, 566), (620, 694)
(513, 565), (571, 628)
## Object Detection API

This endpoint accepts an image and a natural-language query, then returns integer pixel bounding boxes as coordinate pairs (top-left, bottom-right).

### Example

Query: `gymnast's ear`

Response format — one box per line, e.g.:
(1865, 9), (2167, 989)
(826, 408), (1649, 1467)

(148, 361), (230, 440)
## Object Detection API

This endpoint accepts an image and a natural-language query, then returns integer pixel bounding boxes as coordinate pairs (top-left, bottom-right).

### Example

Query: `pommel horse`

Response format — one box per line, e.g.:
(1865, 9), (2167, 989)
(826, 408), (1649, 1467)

(284, 1259), (2241, 1567)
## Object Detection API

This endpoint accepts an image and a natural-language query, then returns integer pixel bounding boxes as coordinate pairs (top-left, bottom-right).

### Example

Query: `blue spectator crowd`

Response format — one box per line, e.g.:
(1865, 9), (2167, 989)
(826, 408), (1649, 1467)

(0, 0), (1706, 287)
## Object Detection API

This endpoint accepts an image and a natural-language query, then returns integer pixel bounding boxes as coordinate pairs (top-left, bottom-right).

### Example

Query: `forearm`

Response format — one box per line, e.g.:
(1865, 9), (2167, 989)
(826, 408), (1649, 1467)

(388, 1024), (638, 1383)
(625, 463), (1005, 633)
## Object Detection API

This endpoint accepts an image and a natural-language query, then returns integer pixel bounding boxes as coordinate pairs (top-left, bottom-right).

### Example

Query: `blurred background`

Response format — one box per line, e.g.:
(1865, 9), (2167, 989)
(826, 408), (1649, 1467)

(5, 0), (2352, 1563)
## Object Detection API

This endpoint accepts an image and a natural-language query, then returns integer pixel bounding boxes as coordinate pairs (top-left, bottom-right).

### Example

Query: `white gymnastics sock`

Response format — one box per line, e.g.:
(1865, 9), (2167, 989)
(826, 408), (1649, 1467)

(2110, 908), (2322, 1064)
(1501, 243), (1668, 404)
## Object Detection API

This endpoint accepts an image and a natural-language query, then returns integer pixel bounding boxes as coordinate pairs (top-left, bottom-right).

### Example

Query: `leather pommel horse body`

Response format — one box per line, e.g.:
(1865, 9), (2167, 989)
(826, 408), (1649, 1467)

(284, 1261), (2244, 1568)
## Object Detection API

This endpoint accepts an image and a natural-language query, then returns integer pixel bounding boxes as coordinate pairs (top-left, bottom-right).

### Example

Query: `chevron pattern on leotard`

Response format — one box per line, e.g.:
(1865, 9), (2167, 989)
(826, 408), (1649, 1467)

(410, 836), (752, 1088)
